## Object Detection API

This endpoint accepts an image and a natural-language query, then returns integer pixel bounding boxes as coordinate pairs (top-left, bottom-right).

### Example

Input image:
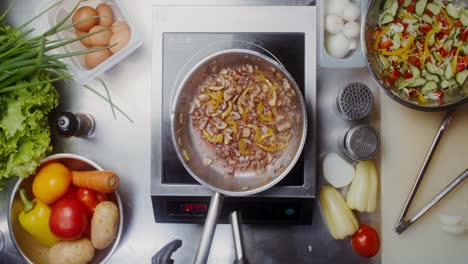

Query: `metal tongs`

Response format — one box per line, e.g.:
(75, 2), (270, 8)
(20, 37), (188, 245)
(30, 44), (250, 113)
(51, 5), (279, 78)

(395, 111), (468, 234)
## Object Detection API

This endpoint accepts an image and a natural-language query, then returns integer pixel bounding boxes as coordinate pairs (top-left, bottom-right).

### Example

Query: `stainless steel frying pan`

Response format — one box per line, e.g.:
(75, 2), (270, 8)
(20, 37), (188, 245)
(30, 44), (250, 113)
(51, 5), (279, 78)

(171, 49), (307, 263)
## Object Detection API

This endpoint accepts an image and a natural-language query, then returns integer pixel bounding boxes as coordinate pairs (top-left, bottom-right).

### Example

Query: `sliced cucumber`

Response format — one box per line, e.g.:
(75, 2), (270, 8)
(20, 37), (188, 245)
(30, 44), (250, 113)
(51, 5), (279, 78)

(462, 11), (468, 27)
(421, 14), (433, 24)
(446, 3), (461, 19)
(380, 14), (395, 25)
(426, 3), (441, 15)
(456, 69), (468, 85)
(409, 78), (427, 87)
(445, 63), (453, 80)
(421, 81), (438, 93)
(403, 17), (419, 24)
(383, 0), (395, 10)
(422, 70), (440, 82)
(441, 78), (450, 89)
(410, 66), (421, 78)
(426, 62), (444, 76)
(387, 0), (399, 17)
(448, 28), (457, 39)
(398, 78), (414, 89)
(444, 39), (454, 51)
(462, 43), (468, 55)
(379, 55), (390, 69)
(403, 0), (412, 8)
(428, 33), (436, 46)
(415, 0), (428, 16)
(391, 34), (401, 50)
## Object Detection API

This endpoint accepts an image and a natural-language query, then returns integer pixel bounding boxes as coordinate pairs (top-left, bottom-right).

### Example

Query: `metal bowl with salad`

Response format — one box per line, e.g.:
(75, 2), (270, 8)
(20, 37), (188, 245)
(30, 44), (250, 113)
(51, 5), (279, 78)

(363, 0), (468, 111)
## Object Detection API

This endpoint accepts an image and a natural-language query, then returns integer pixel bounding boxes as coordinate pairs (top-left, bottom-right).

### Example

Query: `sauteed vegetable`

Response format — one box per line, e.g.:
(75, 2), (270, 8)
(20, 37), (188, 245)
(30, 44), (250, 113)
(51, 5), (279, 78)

(190, 64), (297, 178)
(375, 0), (467, 105)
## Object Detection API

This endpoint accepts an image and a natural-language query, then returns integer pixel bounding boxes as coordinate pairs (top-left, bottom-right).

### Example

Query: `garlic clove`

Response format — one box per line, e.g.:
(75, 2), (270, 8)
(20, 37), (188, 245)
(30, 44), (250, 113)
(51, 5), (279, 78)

(325, 15), (345, 34)
(325, 33), (351, 59)
(342, 21), (360, 39)
(343, 3), (360, 22)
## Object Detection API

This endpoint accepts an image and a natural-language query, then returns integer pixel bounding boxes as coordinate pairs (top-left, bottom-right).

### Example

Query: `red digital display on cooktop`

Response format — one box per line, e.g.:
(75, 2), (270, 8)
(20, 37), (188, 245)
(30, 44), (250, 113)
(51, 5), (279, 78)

(183, 203), (208, 212)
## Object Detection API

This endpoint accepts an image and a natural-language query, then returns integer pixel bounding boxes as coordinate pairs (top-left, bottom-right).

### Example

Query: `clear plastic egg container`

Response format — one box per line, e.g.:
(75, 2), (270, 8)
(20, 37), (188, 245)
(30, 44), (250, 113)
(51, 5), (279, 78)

(317, 0), (366, 68)
(36, 0), (143, 85)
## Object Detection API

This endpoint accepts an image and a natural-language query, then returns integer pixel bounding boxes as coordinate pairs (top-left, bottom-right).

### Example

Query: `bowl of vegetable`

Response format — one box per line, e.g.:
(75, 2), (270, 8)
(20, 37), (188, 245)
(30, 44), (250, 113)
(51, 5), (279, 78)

(362, 0), (468, 111)
(8, 153), (123, 264)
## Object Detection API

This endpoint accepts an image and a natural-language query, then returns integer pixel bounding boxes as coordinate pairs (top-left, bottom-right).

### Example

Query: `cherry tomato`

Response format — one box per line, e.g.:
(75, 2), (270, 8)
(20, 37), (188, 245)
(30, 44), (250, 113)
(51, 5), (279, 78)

(351, 225), (380, 258)
(436, 33), (446, 40)
(49, 198), (88, 240)
(454, 21), (462, 28)
(439, 47), (448, 57)
(464, 55), (468, 66)
(461, 28), (468, 42)
(409, 56), (421, 68)
(398, 0), (404, 5)
(451, 48), (458, 56)
(456, 62), (466, 73)
(391, 68), (400, 78)
(379, 39), (393, 49)
(75, 188), (99, 215)
(95, 192), (108, 203)
(404, 71), (413, 79)
(419, 24), (432, 34)
(434, 90), (444, 100)
(407, 4), (415, 14)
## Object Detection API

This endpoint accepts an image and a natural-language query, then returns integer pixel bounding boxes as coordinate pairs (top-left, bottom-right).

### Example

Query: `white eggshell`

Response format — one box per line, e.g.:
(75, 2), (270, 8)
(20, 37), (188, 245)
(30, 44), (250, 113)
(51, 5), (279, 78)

(325, 15), (344, 34)
(342, 21), (360, 39)
(325, 33), (351, 59)
(343, 3), (360, 21)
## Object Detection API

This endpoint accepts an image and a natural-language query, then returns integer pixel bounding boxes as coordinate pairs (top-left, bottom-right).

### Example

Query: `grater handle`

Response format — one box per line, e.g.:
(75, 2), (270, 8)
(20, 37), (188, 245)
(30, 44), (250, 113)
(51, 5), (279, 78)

(395, 111), (454, 234)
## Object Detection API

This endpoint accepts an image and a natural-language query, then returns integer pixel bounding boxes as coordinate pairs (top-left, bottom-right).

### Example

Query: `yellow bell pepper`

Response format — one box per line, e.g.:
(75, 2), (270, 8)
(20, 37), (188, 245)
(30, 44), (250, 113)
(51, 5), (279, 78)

(319, 185), (359, 240)
(18, 189), (60, 247)
(238, 104), (248, 121)
(424, 22), (440, 60)
(226, 119), (238, 136)
(221, 101), (233, 119)
(256, 101), (273, 122)
(346, 160), (378, 213)
(202, 130), (223, 143)
(381, 36), (415, 56)
(440, 9), (454, 29)
(418, 93), (427, 104)
(255, 142), (277, 152)
(239, 138), (252, 156)
(452, 45), (461, 74)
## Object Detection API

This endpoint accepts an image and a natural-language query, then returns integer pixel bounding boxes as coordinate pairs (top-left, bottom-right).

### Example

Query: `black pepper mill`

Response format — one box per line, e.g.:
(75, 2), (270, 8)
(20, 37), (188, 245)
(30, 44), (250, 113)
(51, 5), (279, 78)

(54, 111), (95, 138)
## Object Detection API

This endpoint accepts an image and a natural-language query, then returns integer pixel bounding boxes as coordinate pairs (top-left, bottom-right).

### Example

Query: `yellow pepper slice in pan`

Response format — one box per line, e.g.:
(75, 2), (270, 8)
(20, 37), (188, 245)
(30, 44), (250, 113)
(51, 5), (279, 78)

(257, 101), (273, 122)
(226, 119), (238, 137)
(239, 138), (252, 156)
(202, 130), (223, 143)
(221, 101), (233, 119)
(381, 36), (415, 56)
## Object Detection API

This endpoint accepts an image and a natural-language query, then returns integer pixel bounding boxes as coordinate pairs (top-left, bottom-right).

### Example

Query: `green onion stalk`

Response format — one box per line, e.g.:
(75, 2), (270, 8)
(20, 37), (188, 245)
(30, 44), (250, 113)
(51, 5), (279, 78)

(0, 0), (131, 122)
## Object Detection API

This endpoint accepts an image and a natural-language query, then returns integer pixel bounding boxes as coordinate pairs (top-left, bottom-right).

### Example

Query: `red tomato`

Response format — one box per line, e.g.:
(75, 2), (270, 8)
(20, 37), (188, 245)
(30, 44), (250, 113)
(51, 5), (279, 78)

(456, 62), (466, 73)
(75, 188), (99, 215)
(436, 33), (446, 40)
(409, 57), (421, 68)
(434, 90), (444, 99)
(454, 21), (462, 28)
(464, 55), (468, 65)
(351, 225), (380, 258)
(379, 40), (393, 49)
(407, 4), (415, 14)
(461, 28), (468, 42)
(391, 68), (400, 78)
(419, 24), (432, 34)
(402, 32), (410, 39)
(95, 192), (108, 203)
(451, 48), (458, 56)
(439, 47), (448, 57)
(398, 0), (404, 5)
(49, 198), (88, 240)
(404, 71), (413, 79)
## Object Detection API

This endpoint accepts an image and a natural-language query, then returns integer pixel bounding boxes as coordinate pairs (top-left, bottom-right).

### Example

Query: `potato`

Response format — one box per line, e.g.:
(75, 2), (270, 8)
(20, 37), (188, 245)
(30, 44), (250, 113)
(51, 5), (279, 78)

(91, 201), (119, 249)
(48, 238), (94, 264)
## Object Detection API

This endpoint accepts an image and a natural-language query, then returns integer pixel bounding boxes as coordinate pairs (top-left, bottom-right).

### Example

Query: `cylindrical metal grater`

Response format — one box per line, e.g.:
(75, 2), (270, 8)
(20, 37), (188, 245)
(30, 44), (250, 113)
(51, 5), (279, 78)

(342, 125), (380, 161)
(337, 82), (374, 121)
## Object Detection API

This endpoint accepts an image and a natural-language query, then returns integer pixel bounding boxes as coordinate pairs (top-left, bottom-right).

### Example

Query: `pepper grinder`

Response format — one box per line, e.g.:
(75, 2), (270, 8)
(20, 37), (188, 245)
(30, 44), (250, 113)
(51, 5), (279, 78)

(54, 111), (95, 138)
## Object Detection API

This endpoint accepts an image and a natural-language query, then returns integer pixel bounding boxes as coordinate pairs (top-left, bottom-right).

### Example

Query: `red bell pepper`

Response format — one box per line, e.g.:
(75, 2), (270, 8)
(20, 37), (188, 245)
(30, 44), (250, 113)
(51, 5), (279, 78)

(379, 39), (393, 49)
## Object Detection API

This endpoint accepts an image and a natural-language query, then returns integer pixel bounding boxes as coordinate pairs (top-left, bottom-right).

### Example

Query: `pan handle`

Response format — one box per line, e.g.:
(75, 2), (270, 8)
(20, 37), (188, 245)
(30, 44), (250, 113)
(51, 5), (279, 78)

(194, 192), (224, 264)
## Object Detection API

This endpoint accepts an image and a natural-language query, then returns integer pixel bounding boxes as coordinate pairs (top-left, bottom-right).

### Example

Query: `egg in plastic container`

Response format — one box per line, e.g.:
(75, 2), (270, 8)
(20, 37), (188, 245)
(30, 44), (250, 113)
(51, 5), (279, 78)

(317, 0), (366, 68)
(36, 0), (143, 85)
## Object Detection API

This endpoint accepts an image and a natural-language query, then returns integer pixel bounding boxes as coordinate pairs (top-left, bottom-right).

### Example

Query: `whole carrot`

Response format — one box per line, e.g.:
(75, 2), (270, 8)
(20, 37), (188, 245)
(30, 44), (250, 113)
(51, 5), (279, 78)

(71, 171), (119, 193)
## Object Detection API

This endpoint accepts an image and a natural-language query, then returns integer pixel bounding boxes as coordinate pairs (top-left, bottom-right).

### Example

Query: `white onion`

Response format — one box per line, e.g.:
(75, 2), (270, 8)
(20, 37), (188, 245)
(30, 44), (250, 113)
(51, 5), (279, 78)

(323, 153), (355, 188)
(441, 224), (466, 235)
(439, 214), (463, 226)
(326, 0), (350, 16)
(343, 3), (360, 22)
(325, 33), (351, 59)
(325, 15), (344, 34)
(342, 21), (360, 39)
